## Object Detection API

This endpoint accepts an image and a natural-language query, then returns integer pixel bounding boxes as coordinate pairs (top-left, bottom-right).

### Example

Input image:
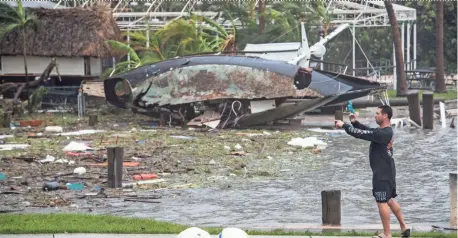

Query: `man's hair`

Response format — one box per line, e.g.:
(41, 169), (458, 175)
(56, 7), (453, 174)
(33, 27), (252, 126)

(378, 105), (393, 120)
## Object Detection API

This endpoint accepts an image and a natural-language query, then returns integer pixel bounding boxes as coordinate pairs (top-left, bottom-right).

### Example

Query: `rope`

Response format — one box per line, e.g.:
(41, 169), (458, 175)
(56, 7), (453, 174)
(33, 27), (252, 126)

(231, 100), (242, 117)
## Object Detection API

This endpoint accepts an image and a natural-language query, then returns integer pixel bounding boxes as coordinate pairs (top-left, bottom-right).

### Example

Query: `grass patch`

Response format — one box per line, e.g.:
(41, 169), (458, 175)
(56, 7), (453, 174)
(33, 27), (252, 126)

(387, 89), (457, 100)
(0, 213), (456, 237)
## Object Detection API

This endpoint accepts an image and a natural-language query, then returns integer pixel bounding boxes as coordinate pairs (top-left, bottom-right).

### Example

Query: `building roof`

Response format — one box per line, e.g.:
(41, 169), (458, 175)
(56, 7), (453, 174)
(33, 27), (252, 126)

(243, 42), (300, 62)
(3, 1), (68, 9)
(0, 3), (122, 58)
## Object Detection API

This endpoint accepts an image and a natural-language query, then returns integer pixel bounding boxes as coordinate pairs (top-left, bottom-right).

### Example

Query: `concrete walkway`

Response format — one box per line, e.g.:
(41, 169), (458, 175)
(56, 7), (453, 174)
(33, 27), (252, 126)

(0, 235), (376, 238)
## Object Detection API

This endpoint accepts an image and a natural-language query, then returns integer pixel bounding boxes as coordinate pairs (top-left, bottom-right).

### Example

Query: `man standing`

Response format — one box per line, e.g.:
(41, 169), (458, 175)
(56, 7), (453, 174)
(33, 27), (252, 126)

(335, 105), (410, 238)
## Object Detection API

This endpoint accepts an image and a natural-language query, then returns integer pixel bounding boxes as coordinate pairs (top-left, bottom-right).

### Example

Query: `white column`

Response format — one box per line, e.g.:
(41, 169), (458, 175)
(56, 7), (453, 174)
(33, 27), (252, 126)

(320, 34), (324, 70)
(352, 24), (356, 77)
(407, 22), (411, 71)
(413, 23), (417, 70)
(367, 59), (369, 76)
(146, 28), (150, 48)
(393, 43), (397, 91)
(127, 28), (131, 69)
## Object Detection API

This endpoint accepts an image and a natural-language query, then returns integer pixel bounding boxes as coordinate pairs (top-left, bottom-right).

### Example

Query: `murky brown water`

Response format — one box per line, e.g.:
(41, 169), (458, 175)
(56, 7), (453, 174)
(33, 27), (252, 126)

(9, 121), (457, 229)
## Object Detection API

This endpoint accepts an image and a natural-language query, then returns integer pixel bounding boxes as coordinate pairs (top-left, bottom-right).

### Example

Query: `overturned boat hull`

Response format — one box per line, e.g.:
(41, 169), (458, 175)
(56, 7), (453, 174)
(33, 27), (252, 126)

(104, 55), (385, 128)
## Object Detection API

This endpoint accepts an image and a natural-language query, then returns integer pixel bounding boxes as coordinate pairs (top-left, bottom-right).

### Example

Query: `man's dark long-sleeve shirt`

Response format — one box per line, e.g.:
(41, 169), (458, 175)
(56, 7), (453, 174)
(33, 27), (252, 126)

(342, 121), (395, 182)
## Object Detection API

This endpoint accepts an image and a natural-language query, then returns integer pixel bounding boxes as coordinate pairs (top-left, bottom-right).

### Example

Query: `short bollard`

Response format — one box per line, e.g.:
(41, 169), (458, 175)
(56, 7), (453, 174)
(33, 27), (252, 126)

(89, 114), (98, 127)
(321, 190), (341, 226)
(407, 92), (422, 127)
(107, 147), (123, 188)
(450, 173), (457, 229)
(422, 92), (434, 129)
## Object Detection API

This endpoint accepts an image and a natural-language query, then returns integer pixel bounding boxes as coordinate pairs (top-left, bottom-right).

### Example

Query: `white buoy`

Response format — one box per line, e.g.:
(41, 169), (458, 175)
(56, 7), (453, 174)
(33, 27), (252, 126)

(177, 227), (211, 238)
(218, 227), (249, 238)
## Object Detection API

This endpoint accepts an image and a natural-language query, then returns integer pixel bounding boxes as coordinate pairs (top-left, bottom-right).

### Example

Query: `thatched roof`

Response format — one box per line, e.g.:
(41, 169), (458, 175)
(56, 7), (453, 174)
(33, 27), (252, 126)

(0, 3), (122, 58)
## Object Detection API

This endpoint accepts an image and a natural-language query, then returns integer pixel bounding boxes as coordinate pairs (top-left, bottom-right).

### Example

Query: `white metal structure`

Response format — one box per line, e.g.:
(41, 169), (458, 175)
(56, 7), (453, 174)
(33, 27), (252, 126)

(52, 0), (235, 31)
(325, 1), (417, 89)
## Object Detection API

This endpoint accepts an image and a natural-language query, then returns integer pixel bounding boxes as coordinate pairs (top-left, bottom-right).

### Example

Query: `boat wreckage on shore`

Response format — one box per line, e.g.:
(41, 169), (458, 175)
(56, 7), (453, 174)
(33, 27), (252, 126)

(103, 22), (386, 128)
(104, 54), (385, 128)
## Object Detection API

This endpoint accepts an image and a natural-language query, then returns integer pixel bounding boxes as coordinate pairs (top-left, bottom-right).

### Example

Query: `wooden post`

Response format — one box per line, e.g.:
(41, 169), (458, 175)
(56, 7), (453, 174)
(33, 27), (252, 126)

(159, 113), (167, 127)
(107, 147), (123, 188)
(407, 92), (422, 127)
(422, 92), (434, 129)
(2, 112), (11, 128)
(321, 190), (341, 225)
(450, 173), (457, 229)
(334, 106), (343, 121)
(89, 115), (98, 126)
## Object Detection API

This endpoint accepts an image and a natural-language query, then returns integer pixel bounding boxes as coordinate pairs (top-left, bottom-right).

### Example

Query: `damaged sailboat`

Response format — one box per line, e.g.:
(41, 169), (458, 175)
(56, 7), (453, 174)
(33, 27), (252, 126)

(103, 22), (386, 128)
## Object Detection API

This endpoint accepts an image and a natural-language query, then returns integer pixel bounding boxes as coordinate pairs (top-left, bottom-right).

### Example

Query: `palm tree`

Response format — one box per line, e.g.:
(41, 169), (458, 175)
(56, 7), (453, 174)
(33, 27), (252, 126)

(308, 1), (332, 36)
(155, 13), (235, 56)
(435, 1), (446, 93)
(104, 14), (236, 77)
(103, 40), (143, 78)
(384, 1), (408, 96)
(0, 0), (40, 109)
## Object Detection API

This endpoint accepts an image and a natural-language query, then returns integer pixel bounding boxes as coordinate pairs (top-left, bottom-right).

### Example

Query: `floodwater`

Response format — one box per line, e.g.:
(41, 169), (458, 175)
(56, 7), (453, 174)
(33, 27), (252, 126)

(18, 122), (457, 229)
(82, 123), (456, 228)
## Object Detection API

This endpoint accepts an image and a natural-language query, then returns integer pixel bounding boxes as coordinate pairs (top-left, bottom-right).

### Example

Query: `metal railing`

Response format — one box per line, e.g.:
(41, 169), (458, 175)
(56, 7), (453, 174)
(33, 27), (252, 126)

(310, 60), (348, 75)
(41, 86), (80, 109)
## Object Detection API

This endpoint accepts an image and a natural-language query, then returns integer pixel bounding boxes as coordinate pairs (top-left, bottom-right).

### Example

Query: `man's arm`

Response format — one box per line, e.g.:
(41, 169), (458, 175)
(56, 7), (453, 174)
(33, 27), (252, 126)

(351, 120), (374, 131)
(342, 123), (389, 144)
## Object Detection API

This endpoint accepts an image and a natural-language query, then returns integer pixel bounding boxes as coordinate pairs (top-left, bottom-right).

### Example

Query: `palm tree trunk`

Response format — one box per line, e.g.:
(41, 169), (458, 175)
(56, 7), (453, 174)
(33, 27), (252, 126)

(21, 28), (30, 107)
(258, 0), (265, 34)
(435, 1), (446, 93)
(384, 1), (408, 96)
(249, 0), (255, 22)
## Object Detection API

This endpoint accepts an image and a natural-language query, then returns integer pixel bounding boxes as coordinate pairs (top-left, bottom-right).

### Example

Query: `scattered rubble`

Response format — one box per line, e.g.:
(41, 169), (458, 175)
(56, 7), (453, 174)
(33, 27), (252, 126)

(0, 111), (329, 213)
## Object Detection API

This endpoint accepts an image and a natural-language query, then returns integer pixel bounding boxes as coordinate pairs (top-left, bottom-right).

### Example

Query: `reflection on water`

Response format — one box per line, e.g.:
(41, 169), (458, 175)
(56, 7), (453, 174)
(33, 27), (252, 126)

(21, 125), (457, 228)
(94, 126), (457, 228)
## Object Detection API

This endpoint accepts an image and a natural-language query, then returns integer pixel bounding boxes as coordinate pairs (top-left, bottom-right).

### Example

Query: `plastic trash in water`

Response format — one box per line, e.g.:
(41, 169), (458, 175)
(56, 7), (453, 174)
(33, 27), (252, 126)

(177, 227), (211, 238)
(62, 141), (92, 152)
(218, 228), (249, 238)
(66, 183), (85, 191)
(60, 130), (105, 136)
(287, 137), (327, 149)
(0, 173), (7, 181)
(95, 185), (102, 191)
(73, 167), (87, 175)
(136, 140), (147, 145)
(0, 144), (29, 151)
(43, 181), (60, 191)
(39, 155), (56, 163)
(45, 126), (63, 133)
(132, 174), (158, 180)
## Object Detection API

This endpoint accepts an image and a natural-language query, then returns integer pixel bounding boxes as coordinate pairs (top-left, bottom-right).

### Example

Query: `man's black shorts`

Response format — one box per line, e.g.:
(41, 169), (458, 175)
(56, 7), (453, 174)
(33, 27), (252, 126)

(372, 180), (397, 203)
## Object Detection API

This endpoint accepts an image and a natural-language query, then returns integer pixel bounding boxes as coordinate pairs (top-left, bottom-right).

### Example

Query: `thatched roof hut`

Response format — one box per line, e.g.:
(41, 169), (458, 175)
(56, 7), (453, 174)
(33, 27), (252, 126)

(0, 3), (122, 58)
